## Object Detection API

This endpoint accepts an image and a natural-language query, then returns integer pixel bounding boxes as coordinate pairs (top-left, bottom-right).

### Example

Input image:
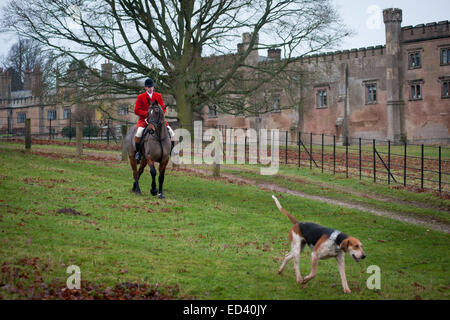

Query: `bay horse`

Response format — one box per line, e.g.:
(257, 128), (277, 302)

(124, 101), (171, 199)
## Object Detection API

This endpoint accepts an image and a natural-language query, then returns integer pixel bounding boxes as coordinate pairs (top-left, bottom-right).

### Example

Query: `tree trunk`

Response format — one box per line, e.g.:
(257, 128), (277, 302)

(174, 83), (194, 134)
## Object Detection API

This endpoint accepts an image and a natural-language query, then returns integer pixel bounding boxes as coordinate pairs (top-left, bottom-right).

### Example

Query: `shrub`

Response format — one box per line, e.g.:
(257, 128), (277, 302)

(62, 126), (76, 138)
(62, 125), (100, 137)
(83, 125), (100, 137)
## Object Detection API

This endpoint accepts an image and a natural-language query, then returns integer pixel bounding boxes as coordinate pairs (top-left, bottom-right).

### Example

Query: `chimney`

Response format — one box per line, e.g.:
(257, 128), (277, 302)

(101, 61), (113, 80)
(0, 69), (12, 100)
(31, 66), (43, 97)
(268, 48), (281, 61)
(24, 69), (32, 91)
(237, 43), (245, 54)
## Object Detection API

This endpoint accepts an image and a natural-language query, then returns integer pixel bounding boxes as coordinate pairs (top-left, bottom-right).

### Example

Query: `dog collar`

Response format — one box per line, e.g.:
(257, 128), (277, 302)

(329, 230), (341, 243)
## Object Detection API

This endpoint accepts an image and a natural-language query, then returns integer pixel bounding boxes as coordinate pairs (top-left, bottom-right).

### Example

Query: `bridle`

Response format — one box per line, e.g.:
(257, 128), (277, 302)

(146, 101), (167, 143)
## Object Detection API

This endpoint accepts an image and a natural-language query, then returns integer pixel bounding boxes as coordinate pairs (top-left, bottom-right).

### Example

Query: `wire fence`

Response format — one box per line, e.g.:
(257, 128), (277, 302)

(0, 116), (132, 145)
(0, 118), (448, 195)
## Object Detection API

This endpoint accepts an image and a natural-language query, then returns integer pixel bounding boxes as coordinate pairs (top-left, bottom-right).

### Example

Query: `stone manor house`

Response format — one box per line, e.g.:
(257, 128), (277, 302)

(0, 8), (449, 144)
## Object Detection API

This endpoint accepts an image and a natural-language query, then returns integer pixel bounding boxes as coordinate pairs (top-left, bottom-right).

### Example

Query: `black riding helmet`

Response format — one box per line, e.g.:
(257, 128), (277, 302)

(144, 78), (154, 87)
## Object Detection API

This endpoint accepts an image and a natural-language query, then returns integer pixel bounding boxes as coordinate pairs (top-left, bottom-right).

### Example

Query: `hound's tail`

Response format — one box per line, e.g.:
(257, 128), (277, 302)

(272, 195), (297, 224)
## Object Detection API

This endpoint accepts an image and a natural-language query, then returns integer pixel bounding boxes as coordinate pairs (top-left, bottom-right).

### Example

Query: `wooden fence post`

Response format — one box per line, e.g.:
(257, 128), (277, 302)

(121, 125), (128, 161)
(213, 128), (221, 177)
(76, 121), (83, 157)
(213, 162), (220, 177)
(25, 118), (31, 150)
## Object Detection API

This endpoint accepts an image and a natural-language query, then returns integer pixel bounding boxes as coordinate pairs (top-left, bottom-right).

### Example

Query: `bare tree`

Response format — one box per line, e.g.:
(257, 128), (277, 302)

(0, 38), (62, 94)
(1, 38), (43, 91)
(1, 0), (349, 131)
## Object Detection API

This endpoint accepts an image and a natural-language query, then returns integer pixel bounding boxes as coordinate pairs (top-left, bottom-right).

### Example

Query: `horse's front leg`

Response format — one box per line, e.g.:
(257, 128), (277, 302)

(148, 159), (158, 196)
(135, 158), (148, 194)
(157, 160), (169, 199)
(129, 155), (142, 194)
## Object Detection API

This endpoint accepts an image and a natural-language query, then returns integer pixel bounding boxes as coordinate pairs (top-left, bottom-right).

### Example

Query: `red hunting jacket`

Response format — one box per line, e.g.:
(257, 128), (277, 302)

(134, 91), (168, 127)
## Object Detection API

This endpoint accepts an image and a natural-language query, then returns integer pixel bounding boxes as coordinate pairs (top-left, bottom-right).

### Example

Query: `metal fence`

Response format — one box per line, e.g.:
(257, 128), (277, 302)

(1, 118), (448, 194)
(0, 116), (131, 145)
(197, 127), (449, 195)
(292, 132), (448, 195)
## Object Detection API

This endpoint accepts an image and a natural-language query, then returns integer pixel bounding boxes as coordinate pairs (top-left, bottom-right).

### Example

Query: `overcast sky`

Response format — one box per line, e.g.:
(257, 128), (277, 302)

(0, 0), (449, 59)
(334, 0), (450, 50)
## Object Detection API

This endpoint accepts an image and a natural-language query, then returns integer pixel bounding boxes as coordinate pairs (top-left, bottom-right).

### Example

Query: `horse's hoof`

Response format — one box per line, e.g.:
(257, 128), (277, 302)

(158, 193), (165, 199)
(151, 189), (158, 196)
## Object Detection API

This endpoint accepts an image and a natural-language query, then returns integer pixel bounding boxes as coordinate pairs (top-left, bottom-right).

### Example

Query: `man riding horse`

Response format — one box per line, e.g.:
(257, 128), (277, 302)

(134, 78), (174, 163)
(125, 77), (173, 199)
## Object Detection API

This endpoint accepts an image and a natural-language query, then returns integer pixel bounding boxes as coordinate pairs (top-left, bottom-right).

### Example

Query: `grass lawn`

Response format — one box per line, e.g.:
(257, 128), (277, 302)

(0, 142), (449, 299)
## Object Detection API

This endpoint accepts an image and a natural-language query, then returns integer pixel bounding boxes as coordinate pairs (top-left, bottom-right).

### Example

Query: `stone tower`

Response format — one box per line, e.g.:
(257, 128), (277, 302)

(237, 32), (259, 66)
(383, 8), (405, 143)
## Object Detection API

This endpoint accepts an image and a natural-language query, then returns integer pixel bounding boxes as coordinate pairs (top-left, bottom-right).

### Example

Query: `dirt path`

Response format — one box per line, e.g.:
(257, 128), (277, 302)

(179, 167), (450, 234)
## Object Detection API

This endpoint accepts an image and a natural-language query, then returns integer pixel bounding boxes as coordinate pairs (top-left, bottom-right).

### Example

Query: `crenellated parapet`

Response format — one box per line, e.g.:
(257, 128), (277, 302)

(297, 45), (386, 64)
(0, 93), (57, 109)
(383, 8), (402, 24)
(401, 20), (450, 43)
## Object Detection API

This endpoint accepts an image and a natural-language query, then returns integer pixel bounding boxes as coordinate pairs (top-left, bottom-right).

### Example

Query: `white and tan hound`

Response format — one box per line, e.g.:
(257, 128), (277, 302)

(272, 195), (366, 293)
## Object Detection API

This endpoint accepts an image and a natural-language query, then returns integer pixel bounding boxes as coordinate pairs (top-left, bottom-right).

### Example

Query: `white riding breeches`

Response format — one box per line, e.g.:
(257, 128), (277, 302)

(135, 126), (145, 138)
(135, 125), (173, 138)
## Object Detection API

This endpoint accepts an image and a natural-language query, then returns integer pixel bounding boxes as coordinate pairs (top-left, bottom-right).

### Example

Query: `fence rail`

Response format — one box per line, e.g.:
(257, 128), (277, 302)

(0, 118), (448, 194)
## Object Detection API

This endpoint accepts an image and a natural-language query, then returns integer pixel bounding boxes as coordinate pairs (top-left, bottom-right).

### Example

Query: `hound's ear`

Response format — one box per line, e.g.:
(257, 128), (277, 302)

(340, 239), (349, 252)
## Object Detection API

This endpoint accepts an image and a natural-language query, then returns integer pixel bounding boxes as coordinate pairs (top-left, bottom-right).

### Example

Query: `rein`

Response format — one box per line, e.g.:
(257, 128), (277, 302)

(143, 101), (168, 161)
(146, 105), (166, 143)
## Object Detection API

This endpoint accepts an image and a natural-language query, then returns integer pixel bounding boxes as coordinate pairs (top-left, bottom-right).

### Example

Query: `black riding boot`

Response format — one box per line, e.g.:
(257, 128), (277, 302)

(135, 145), (141, 163)
(135, 137), (141, 163)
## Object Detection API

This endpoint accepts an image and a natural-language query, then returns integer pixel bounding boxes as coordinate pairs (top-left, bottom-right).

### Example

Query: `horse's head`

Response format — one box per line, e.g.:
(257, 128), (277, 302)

(147, 101), (164, 132)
